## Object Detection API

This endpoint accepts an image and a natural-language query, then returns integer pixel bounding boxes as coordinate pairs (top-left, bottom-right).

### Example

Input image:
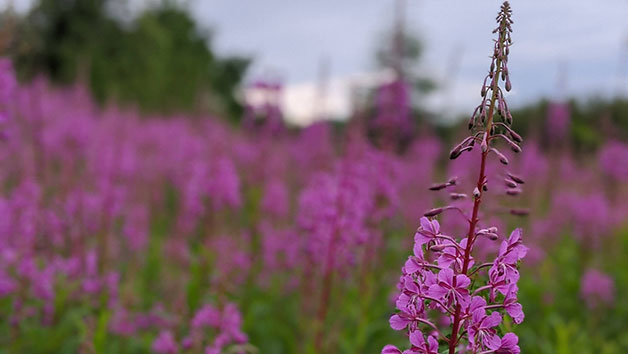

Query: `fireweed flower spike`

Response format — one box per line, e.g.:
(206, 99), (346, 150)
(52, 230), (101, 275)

(383, 3), (526, 354)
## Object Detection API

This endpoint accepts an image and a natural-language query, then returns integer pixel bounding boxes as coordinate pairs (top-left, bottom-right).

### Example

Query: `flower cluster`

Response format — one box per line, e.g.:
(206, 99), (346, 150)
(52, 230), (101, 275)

(384, 3), (528, 353)
(0, 57), (15, 139)
(580, 269), (615, 309)
(166, 302), (248, 354)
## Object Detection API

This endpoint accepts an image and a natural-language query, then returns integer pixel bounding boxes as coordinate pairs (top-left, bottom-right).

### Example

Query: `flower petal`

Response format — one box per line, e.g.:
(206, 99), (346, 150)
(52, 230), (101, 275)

(483, 311), (502, 328)
(484, 333), (502, 350)
(382, 345), (403, 354)
(409, 329), (426, 348)
(389, 314), (409, 330)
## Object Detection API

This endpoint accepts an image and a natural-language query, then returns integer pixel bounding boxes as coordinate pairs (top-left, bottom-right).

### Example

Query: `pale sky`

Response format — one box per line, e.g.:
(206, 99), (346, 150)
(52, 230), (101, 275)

(3, 0), (628, 125)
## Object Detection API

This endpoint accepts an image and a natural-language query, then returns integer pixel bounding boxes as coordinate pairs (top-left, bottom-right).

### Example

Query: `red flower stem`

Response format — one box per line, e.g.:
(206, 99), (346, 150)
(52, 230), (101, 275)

(448, 17), (505, 352)
(448, 150), (488, 354)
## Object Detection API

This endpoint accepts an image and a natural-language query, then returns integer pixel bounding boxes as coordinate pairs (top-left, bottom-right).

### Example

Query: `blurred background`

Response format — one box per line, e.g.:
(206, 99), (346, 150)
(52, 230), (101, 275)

(0, 0), (627, 353)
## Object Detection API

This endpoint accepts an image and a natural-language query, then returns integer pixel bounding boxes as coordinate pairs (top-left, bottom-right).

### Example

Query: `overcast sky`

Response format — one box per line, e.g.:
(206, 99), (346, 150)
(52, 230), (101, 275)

(3, 0), (628, 124)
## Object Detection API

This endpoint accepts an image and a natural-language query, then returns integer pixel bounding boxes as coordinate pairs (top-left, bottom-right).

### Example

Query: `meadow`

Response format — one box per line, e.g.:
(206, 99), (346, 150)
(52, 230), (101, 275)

(0, 53), (627, 353)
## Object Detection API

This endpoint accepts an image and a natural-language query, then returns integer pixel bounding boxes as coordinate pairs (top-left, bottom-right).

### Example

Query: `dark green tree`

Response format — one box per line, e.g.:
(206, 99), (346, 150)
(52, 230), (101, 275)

(9, 0), (249, 118)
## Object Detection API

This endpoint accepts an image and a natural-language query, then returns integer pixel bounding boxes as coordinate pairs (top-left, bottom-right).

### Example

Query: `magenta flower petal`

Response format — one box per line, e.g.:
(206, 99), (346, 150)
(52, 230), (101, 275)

(389, 314), (409, 330)
(485, 332), (502, 350)
(409, 330), (426, 348)
(382, 345), (402, 354)
(483, 311), (502, 328)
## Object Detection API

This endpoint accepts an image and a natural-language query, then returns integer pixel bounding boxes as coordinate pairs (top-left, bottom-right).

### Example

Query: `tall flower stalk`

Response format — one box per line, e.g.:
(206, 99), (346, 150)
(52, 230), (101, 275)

(384, 3), (527, 354)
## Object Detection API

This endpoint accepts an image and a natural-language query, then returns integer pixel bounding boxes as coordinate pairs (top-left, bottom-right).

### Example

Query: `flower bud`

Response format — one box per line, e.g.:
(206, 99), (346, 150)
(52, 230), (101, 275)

(505, 179), (517, 188)
(491, 148), (509, 165)
(450, 137), (473, 160)
(507, 172), (525, 184)
(458, 146), (474, 158)
(510, 208), (529, 216)
(424, 207), (444, 217)
(500, 135), (521, 153)
(485, 232), (499, 240)
(505, 77), (512, 92)
(473, 187), (481, 198)
(429, 244), (448, 252)
(509, 130), (522, 143)
(506, 188), (521, 196)
(429, 183), (448, 191)
(449, 193), (467, 200)
(476, 228), (499, 240)
(449, 147), (462, 160)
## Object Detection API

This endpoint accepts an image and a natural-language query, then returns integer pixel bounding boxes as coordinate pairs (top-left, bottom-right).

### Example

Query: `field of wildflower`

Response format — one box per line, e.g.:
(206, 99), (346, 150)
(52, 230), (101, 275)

(1, 1), (628, 354)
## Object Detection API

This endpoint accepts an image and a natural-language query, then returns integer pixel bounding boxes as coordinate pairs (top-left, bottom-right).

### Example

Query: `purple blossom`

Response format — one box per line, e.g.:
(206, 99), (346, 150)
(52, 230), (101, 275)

(545, 101), (570, 141)
(415, 217), (441, 247)
(467, 306), (502, 351)
(382, 344), (403, 354)
(427, 268), (471, 307)
(0, 270), (16, 297)
(599, 140), (628, 181)
(495, 333), (521, 354)
(503, 286), (524, 324)
(408, 330), (440, 354)
(191, 304), (221, 329)
(489, 229), (527, 297)
(152, 330), (178, 354)
(580, 269), (615, 309)
(384, 4), (526, 353)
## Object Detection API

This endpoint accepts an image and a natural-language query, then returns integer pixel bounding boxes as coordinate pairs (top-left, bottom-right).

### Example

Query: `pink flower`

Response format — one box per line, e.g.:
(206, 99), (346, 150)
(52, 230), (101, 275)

(503, 285), (524, 324)
(404, 241), (428, 274)
(389, 302), (424, 331)
(496, 333), (521, 354)
(191, 304), (221, 329)
(408, 330), (439, 354)
(580, 269), (615, 309)
(467, 308), (502, 351)
(428, 268), (471, 307)
(381, 344), (402, 354)
(152, 330), (178, 354)
(489, 229), (527, 297)
(415, 217), (441, 247)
